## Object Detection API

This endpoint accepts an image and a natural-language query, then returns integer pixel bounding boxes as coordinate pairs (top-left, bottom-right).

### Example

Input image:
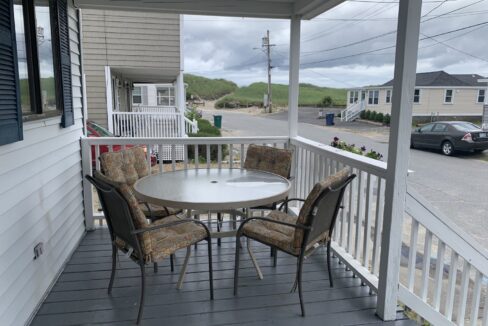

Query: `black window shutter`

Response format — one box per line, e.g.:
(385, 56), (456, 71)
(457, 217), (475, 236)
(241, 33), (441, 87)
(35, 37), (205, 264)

(54, 0), (73, 128)
(0, 0), (23, 145)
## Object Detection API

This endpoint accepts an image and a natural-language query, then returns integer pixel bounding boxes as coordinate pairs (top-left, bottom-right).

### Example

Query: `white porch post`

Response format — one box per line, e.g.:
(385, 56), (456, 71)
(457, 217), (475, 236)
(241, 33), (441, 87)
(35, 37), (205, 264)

(288, 15), (301, 138)
(176, 72), (186, 136)
(377, 0), (422, 320)
(105, 66), (114, 132)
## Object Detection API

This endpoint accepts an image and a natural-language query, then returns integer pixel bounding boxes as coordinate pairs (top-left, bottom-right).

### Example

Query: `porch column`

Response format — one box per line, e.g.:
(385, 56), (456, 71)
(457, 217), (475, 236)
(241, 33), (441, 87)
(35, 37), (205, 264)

(176, 72), (186, 136)
(288, 15), (301, 138)
(105, 66), (114, 132)
(377, 0), (422, 320)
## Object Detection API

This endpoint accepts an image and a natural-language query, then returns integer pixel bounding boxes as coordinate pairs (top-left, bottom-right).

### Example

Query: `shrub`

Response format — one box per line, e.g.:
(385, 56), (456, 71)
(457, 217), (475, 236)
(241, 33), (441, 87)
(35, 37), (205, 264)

(370, 110), (377, 121)
(321, 96), (333, 108)
(188, 118), (228, 161)
(364, 110), (371, 120)
(360, 110), (366, 119)
(383, 113), (391, 125)
(376, 112), (384, 123)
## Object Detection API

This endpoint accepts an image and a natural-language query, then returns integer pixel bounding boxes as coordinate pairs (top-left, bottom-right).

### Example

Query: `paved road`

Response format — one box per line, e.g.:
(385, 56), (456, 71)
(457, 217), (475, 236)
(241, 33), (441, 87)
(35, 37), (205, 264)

(203, 108), (488, 249)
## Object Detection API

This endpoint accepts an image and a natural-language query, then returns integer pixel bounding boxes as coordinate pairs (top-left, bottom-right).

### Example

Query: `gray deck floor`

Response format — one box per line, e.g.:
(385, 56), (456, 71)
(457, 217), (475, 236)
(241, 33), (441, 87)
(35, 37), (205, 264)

(32, 229), (415, 325)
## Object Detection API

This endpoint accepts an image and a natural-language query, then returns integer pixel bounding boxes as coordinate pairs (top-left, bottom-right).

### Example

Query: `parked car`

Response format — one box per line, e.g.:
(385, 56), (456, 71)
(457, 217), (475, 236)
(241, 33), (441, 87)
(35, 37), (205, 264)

(87, 120), (157, 166)
(411, 121), (488, 156)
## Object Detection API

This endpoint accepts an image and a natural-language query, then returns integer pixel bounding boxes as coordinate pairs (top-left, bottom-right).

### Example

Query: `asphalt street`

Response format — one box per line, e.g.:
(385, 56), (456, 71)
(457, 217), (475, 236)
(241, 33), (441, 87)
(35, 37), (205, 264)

(203, 108), (488, 249)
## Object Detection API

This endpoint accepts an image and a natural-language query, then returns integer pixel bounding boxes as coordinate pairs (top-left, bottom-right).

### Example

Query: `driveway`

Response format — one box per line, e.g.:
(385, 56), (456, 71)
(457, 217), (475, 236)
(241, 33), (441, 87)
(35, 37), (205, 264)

(202, 108), (488, 249)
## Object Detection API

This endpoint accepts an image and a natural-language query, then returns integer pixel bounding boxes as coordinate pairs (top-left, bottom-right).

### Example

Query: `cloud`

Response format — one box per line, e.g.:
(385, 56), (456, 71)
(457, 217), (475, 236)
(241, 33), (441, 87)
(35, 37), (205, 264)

(183, 0), (488, 88)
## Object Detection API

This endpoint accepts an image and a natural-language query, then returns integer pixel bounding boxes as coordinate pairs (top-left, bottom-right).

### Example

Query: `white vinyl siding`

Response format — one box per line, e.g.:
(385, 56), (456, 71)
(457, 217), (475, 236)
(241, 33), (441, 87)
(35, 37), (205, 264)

(0, 4), (85, 325)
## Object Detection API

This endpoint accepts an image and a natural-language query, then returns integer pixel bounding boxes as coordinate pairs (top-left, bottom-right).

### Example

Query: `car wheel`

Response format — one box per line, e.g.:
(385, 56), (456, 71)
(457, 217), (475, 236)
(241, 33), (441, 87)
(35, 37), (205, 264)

(441, 141), (454, 156)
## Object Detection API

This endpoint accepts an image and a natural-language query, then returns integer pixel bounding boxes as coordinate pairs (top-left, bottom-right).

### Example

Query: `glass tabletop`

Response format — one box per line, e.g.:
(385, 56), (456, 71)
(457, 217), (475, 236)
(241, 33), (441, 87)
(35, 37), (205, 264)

(133, 168), (291, 210)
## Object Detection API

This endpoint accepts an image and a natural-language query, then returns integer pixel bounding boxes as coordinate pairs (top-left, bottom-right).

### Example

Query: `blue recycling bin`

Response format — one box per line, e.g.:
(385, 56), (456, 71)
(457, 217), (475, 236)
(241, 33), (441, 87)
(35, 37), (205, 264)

(325, 113), (335, 126)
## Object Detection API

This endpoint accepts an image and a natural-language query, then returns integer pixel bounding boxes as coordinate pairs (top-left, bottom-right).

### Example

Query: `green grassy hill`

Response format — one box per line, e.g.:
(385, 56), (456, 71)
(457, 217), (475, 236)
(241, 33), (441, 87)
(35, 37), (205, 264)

(185, 74), (238, 100)
(215, 82), (346, 108)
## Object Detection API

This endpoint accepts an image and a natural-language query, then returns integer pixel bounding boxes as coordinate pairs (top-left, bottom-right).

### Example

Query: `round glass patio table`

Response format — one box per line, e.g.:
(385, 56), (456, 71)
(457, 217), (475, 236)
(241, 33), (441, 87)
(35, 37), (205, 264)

(133, 168), (291, 211)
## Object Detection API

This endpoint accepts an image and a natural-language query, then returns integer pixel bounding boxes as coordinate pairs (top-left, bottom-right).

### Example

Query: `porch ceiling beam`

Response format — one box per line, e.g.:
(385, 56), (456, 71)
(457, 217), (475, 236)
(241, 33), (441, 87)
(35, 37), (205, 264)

(294, 0), (346, 19)
(73, 0), (294, 19)
(376, 0), (423, 321)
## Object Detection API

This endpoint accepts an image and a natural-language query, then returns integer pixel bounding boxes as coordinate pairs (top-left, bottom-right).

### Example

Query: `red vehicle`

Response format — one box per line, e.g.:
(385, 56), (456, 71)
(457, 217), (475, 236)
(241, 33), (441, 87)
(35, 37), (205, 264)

(87, 120), (157, 167)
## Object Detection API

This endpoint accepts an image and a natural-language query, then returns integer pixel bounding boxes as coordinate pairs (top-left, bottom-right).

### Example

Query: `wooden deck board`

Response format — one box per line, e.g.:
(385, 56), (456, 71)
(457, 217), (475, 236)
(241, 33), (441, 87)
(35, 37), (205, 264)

(32, 229), (415, 326)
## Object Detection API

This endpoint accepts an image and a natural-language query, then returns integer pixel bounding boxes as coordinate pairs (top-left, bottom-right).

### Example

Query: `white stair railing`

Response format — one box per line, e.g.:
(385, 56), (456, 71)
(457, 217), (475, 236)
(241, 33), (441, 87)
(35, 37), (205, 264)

(184, 117), (198, 134)
(341, 101), (365, 122)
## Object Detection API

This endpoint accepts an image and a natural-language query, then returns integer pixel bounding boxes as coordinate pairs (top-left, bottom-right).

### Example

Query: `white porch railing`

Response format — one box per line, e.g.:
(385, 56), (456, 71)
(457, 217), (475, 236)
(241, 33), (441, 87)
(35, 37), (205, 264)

(112, 112), (183, 138)
(80, 135), (488, 326)
(341, 100), (365, 122)
(133, 105), (179, 114)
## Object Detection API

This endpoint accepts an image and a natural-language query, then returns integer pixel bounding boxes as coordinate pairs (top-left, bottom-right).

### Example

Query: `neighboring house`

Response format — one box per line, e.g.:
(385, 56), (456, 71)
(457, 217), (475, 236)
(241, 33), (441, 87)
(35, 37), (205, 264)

(345, 71), (487, 121)
(132, 83), (176, 107)
(81, 9), (186, 133)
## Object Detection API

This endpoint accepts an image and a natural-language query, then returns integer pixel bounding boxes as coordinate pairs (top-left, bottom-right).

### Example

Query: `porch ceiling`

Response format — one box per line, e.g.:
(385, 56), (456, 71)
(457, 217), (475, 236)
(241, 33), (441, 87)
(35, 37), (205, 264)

(73, 0), (346, 19)
(111, 67), (177, 84)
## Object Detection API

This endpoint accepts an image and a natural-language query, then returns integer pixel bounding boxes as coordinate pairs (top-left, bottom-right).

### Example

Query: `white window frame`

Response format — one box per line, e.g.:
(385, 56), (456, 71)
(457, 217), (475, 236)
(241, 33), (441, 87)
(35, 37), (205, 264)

(156, 86), (175, 106)
(349, 90), (359, 104)
(132, 86), (142, 105)
(385, 89), (392, 103)
(477, 89), (485, 103)
(444, 89), (454, 104)
(368, 90), (379, 105)
(413, 88), (421, 104)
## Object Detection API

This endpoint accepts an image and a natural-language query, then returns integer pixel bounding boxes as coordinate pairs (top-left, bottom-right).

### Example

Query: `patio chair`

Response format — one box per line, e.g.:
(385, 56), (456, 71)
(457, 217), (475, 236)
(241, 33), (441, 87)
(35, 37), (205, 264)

(233, 168), (355, 317)
(86, 172), (214, 324)
(99, 146), (183, 221)
(243, 144), (293, 262)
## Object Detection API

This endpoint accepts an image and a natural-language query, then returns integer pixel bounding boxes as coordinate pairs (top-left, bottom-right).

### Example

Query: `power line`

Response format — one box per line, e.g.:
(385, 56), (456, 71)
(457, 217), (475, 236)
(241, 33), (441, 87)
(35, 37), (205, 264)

(420, 32), (488, 63)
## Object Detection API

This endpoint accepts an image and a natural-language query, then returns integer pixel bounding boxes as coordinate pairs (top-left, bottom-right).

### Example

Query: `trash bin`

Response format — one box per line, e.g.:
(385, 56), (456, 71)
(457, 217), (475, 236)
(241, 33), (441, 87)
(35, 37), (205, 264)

(325, 113), (335, 126)
(213, 115), (222, 129)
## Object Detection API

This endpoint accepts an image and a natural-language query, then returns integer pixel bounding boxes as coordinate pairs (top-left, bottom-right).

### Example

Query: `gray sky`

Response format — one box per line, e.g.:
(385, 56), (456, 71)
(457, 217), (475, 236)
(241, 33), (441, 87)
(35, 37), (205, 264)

(183, 0), (488, 88)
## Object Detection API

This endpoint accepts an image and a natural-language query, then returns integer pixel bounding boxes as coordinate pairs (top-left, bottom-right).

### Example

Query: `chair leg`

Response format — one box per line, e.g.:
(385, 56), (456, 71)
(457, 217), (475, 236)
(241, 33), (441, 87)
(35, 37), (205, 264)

(216, 212), (222, 247)
(108, 244), (117, 295)
(233, 235), (241, 296)
(297, 253), (306, 317)
(170, 254), (175, 272)
(207, 238), (214, 300)
(153, 262), (158, 273)
(327, 241), (334, 288)
(136, 264), (146, 324)
(273, 248), (278, 267)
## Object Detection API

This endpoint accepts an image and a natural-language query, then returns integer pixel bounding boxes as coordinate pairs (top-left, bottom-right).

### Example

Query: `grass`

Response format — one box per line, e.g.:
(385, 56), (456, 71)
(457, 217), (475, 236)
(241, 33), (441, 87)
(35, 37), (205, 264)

(215, 82), (347, 109)
(185, 74), (238, 100)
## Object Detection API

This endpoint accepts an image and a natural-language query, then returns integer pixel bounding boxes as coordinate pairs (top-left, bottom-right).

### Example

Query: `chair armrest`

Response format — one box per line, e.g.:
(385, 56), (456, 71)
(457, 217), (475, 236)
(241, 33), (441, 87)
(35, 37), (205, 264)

(237, 216), (310, 235)
(132, 218), (211, 238)
(278, 198), (305, 211)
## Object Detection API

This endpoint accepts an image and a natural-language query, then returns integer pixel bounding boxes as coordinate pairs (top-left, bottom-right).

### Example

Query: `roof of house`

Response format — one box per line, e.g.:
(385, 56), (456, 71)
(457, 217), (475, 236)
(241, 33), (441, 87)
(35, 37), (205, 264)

(380, 71), (486, 87)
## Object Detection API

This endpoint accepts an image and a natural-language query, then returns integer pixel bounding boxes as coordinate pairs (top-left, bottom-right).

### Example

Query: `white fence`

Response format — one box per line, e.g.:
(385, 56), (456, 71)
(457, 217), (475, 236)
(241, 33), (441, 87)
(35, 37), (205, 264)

(80, 135), (488, 326)
(112, 112), (183, 138)
(133, 105), (178, 114)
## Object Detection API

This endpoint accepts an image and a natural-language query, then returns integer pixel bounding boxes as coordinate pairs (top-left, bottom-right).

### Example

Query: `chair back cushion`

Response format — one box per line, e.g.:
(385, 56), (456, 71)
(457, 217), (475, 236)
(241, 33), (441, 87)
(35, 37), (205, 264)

(99, 146), (149, 186)
(293, 168), (352, 249)
(244, 144), (293, 178)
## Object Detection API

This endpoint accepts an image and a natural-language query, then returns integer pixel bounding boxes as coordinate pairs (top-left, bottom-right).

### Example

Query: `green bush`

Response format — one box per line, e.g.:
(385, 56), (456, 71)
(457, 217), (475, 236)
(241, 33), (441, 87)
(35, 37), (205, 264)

(360, 110), (366, 119)
(320, 96), (333, 108)
(364, 110), (371, 120)
(376, 112), (384, 123)
(188, 118), (228, 161)
(383, 113), (391, 125)
(370, 110), (377, 121)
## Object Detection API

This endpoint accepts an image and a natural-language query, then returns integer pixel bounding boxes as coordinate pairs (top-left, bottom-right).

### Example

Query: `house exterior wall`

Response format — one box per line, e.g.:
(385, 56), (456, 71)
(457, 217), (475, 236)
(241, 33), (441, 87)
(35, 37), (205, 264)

(82, 10), (181, 127)
(349, 87), (484, 116)
(0, 3), (85, 325)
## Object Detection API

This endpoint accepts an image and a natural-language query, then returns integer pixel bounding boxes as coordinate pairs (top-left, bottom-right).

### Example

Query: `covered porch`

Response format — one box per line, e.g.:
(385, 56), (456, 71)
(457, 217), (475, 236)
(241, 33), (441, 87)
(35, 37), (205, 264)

(32, 0), (488, 325)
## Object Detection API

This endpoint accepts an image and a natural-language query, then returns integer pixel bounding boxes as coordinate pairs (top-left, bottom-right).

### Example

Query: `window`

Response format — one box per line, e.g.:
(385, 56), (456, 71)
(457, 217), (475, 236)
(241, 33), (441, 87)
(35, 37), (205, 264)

(132, 86), (142, 104)
(413, 89), (420, 103)
(386, 90), (391, 103)
(478, 89), (485, 103)
(156, 86), (175, 106)
(14, 0), (57, 116)
(444, 89), (453, 103)
(368, 90), (379, 105)
(419, 123), (434, 132)
(432, 124), (447, 132)
(361, 91), (366, 100)
(349, 90), (359, 104)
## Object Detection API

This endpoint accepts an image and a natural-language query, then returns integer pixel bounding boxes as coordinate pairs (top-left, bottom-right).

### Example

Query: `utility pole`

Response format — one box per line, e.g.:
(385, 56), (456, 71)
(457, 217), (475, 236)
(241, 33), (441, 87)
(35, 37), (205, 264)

(261, 30), (274, 113)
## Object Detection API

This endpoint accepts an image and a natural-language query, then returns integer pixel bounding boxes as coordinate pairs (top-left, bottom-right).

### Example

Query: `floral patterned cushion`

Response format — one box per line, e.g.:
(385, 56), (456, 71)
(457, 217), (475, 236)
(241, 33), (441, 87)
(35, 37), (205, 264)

(293, 168), (351, 248)
(139, 203), (183, 219)
(99, 146), (149, 186)
(244, 144), (293, 178)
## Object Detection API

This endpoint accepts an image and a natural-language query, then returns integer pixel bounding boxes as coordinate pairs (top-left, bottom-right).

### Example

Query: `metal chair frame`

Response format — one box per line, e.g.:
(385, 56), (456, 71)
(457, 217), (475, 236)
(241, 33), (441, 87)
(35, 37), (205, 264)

(86, 174), (214, 324)
(233, 174), (356, 317)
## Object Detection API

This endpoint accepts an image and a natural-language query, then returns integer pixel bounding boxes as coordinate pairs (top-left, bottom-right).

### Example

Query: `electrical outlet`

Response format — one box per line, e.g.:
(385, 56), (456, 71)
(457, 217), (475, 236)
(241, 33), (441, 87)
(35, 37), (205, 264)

(33, 242), (44, 260)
